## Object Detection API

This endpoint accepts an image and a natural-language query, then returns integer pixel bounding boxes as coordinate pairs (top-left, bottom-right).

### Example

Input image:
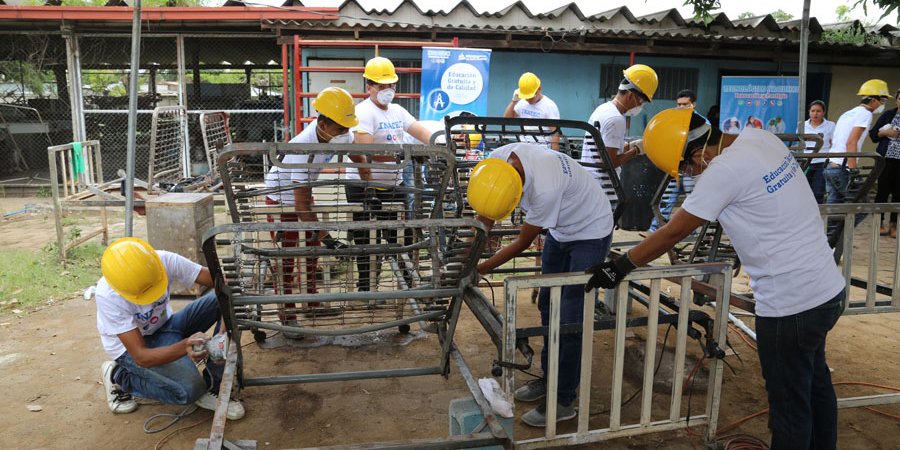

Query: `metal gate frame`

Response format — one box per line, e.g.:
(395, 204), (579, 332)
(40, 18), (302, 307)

(499, 263), (732, 448)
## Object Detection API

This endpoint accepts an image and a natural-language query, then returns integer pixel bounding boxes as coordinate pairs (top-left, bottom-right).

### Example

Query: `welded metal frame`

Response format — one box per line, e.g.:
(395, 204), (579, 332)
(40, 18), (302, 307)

(199, 218), (510, 449)
(499, 263), (732, 448)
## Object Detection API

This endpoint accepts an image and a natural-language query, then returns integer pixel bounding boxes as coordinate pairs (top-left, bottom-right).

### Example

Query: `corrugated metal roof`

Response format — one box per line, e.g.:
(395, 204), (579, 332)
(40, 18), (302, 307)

(263, 1), (813, 35)
(260, 0), (900, 49)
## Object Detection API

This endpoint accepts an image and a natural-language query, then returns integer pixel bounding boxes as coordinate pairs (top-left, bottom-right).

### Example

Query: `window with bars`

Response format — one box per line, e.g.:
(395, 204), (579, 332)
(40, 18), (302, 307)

(600, 65), (699, 101)
(392, 59), (421, 115)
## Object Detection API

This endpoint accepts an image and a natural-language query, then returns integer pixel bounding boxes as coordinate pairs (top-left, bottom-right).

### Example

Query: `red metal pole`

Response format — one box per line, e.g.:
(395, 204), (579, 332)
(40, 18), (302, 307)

(630, 51), (635, 66)
(281, 43), (289, 142)
(293, 34), (301, 136)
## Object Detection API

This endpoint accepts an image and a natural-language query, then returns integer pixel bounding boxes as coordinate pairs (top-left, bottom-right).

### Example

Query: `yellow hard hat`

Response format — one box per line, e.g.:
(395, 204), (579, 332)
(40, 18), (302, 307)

(857, 79), (891, 97)
(467, 158), (522, 221)
(623, 64), (659, 101)
(101, 237), (168, 305)
(312, 87), (359, 128)
(363, 56), (399, 84)
(517, 72), (541, 100)
(462, 124), (483, 149)
(642, 108), (694, 179)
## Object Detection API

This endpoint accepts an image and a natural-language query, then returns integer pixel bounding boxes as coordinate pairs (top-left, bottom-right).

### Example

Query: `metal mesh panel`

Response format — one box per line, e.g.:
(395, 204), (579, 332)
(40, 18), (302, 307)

(199, 111), (231, 176)
(148, 105), (187, 187)
(442, 116), (621, 276)
(216, 142), (456, 224)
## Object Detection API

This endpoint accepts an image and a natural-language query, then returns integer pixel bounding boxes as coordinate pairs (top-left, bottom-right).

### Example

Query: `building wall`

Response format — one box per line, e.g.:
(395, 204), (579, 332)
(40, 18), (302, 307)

(302, 47), (845, 139)
(828, 65), (900, 153)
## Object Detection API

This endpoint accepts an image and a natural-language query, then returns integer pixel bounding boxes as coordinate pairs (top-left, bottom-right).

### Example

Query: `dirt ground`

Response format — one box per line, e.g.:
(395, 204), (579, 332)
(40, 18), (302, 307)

(1, 197), (899, 450)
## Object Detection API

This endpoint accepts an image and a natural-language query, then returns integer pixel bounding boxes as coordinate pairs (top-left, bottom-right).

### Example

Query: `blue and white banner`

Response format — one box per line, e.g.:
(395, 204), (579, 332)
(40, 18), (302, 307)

(720, 76), (800, 135)
(419, 47), (491, 121)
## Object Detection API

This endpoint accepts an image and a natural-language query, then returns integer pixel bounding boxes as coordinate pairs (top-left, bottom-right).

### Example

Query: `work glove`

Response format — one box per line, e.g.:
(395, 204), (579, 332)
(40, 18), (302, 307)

(363, 187), (382, 212)
(320, 234), (348, 251)
(629, 138), (645, 155)
(584, 253), (638, 292)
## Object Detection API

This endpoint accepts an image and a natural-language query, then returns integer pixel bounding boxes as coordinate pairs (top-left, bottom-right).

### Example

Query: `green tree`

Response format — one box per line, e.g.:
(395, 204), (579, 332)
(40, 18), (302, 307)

(822, 5), (881, 45)
(684, 0), (900, 23)
(738, 12), (755, 19)
(0, 61), (53, 99)
(771, 9), (794, 21)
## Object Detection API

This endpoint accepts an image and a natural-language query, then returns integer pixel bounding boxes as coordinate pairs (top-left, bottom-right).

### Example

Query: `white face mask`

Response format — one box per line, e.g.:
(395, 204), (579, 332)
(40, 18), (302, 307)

(625, 104), (643, 117)
(329, 132), (353, 144)
(376, 88), (395, 106)
(873, 103), (885, 115)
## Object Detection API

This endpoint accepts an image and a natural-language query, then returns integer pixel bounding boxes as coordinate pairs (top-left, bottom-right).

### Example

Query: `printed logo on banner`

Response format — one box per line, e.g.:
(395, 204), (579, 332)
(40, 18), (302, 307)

(720, 77), (799, 135)
(420, 47), (492, 121)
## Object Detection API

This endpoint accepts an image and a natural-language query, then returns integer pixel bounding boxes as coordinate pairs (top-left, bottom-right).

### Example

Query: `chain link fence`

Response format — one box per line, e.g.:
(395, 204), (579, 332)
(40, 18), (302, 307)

(0, 33), (284, 182)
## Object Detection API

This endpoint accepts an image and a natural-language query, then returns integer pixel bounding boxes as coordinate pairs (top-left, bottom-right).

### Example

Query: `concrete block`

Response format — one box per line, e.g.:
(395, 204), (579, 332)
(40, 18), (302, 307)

(448, 397), (513, 450)
(146, 193), (214, 296)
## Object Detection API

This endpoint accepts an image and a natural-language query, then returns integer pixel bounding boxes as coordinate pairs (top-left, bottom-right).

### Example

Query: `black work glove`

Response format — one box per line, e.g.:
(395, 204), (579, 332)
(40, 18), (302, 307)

(363, 187), (382, 212)
(848, 168), (860, 179)
(320, 234), (348, 250)
(584, 253), (638, 292)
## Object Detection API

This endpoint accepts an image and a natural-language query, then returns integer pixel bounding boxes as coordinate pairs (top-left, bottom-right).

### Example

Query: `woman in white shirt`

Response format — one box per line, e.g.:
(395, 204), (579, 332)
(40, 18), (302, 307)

(803, 100), (836, 203)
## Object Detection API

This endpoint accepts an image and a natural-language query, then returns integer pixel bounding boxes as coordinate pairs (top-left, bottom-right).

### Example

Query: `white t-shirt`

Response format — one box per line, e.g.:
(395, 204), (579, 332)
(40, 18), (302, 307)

(95, 251), (203, 360)
(513, 96), (560, 146)
(803, 118), (835, 164)
(681, 128), (844, 317)
(349, 98), (416, 185)
(581, 101), (625, 207)
(829, 105), (873, 165)
(265, 119), (336, 205)
(489, 143), (613, 242)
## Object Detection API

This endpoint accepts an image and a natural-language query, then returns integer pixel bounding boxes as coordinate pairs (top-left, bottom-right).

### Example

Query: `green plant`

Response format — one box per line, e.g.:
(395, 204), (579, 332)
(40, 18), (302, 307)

(1, 243), (103, 309)
(35, 186), (51, 198)
(68, 226), (83, 241)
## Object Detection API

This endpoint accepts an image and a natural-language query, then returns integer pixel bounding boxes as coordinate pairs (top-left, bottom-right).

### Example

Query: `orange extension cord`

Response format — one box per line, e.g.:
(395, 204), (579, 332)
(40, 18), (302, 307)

(714, 325), (900, 449)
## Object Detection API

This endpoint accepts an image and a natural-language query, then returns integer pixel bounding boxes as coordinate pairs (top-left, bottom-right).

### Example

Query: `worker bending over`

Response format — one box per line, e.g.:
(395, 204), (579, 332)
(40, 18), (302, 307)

(585, 108), (845, 450)
(468, 142), (613, 427)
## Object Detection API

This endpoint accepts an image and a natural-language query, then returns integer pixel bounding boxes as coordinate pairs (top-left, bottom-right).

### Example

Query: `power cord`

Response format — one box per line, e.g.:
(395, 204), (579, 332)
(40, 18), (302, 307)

(143, 404), (199, 434)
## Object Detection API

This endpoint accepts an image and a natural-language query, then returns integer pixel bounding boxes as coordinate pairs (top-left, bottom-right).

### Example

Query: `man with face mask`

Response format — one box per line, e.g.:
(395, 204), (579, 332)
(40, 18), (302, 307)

(349, 56), (434, 291)
(824, 79), (892, 205)
(584, 108), (846, 450)
(264, 87), (357, 334)
(581, 63), (657, 313)
(503, 72), (561, 150)
(581, 63), (658, 194)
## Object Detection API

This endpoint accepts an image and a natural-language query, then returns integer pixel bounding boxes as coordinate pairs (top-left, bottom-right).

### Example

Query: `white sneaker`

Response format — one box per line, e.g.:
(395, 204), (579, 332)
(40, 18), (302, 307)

(195, 391), (245, 420)
(101, 361), (138, 414)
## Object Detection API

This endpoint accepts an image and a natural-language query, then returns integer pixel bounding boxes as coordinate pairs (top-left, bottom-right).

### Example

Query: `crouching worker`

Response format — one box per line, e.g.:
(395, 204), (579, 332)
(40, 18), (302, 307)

(95, 237), (245, 420)
(585, 108), (845, 450)
(468, 142), (614, 427)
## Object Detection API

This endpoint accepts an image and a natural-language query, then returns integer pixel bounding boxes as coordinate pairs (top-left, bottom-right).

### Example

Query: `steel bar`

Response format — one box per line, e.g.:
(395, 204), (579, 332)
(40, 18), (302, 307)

(242, 367), (443, 386)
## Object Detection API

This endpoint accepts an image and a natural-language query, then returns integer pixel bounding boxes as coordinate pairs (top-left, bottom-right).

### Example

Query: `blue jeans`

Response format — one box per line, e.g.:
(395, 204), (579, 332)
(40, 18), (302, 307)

(537, 232), (612, 406)
(649, 176), (694, 231)
(805, 162), (826, 204)
(823, 166), (848, 205)
(756, 291), (844, 450)
(113, 291), (223, 405)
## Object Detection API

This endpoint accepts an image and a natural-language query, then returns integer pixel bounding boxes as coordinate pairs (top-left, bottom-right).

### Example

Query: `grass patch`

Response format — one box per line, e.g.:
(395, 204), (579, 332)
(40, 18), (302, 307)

(0, 243), (103, 310)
